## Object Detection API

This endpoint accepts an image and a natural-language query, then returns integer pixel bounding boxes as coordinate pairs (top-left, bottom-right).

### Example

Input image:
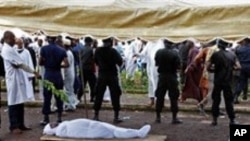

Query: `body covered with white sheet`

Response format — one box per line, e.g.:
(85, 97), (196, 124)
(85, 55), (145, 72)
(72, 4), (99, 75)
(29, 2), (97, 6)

(43, 118), (151, 139)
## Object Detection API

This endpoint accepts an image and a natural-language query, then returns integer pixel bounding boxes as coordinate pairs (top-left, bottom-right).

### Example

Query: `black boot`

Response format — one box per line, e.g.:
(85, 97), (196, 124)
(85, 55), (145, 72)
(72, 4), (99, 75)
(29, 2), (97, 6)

(113, 111), (123, 124)
(40, 115), (49, 126)
(155, 112), (161, 123)
(57, 112), (62, 123)
(234, 96), (240, 104)
(243, 94), (247, 100)
(172, 112), (182, 124)
(90, 97), (95, 103)
(93, 111), (100, 121)
(211, 117), (217, 126)
(230, 119), (238, 125)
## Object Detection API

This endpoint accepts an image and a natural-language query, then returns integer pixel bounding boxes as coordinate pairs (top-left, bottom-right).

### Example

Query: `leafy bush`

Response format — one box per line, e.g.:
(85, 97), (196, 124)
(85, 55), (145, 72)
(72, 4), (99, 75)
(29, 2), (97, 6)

(120, 71), (148, 94)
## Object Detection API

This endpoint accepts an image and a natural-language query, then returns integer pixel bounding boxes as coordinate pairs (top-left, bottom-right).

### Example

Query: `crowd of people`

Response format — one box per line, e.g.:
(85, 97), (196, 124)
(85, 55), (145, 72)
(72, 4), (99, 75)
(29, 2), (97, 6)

(0, 28), (249, 139)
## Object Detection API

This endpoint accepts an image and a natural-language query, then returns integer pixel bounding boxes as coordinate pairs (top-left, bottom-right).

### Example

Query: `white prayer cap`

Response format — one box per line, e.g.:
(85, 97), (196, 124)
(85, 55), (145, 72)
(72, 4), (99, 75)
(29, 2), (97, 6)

(43, 124), (57, 135)
(230, 41), (239, 50)
(63, 38), (71, 46)
(118, 41), (123, 46)
(79, 38), (85, 46)
(97, 39), (104, 47)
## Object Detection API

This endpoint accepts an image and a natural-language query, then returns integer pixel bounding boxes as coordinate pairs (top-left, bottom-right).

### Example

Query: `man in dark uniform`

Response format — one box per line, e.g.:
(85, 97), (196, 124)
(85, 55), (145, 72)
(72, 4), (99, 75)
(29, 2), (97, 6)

(234, 37), (250, 103)
(77, 37), (97, 102)
(39, 35), (69, 125)
(154, 39), (182, 124)
(93, 37), (123, 123)
(207, 39), (241, 126)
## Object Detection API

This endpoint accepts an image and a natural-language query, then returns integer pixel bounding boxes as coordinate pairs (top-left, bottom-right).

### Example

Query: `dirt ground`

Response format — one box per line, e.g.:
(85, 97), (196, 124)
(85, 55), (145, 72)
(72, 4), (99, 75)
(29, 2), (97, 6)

(0, 107), (250, 141)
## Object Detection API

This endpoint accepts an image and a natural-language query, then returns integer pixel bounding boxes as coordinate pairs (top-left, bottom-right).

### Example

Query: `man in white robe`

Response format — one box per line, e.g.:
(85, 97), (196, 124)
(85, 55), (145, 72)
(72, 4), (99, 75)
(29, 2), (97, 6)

(15, 38), (35, 96)
(29, 35), (46, 58)
(62, 38), (79, 111)
(125, 38), (143, 80)
(43, 118), (151, 139)
(138, 40), (167, 106)
(1, 31), (39, 134)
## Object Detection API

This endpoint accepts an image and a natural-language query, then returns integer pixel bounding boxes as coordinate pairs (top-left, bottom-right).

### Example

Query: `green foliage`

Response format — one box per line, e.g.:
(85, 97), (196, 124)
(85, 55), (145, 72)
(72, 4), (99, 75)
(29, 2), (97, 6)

(0, 71), (149, 94)
(120, 70), (148, 93)
(40, 79), (69, 102)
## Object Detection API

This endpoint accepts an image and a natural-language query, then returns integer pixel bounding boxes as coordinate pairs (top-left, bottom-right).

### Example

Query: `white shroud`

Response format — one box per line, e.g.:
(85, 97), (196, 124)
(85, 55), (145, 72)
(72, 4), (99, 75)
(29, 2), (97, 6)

(43, 118), (151, 139)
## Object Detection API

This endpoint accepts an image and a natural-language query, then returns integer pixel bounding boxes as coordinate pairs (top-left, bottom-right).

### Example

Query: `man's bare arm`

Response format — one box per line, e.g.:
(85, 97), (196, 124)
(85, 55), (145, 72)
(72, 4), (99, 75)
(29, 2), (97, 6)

(61, 57), (69, 68)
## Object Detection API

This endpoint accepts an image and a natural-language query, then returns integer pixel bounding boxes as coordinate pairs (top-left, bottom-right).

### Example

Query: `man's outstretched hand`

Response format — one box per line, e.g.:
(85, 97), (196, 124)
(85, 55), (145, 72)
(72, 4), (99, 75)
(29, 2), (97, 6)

(34, 71), (41, 79)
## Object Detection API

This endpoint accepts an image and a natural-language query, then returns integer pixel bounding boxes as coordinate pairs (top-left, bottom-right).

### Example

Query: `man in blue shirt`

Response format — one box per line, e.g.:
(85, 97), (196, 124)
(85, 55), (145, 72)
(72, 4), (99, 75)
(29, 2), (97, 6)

(77, 37), (96, 102)
(234, 37), (250, 104)
(39, 35), (69, 126)
(72, 38), (84, 94)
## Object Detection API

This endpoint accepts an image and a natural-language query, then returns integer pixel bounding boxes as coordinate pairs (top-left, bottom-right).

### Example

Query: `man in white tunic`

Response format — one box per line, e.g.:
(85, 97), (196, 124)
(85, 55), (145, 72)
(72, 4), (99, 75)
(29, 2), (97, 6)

(1, 31), (39, 134)
(15, 38), (35, 96)
(43, 118), (151, 139)
(125, 38), (143, 80)
(138, 40), (165, 107)
(62, 38), (79, 111)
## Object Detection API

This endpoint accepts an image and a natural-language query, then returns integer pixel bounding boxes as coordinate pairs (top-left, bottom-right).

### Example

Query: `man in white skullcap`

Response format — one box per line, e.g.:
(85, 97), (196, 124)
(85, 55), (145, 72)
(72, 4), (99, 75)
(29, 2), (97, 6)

(43, 118), (151, 139)
(62, 38), (79, 111)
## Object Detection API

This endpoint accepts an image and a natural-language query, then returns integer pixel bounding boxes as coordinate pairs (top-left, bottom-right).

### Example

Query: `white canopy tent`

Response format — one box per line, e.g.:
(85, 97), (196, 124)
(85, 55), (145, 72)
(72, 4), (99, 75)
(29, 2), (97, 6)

(0, 0), (250, 41)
